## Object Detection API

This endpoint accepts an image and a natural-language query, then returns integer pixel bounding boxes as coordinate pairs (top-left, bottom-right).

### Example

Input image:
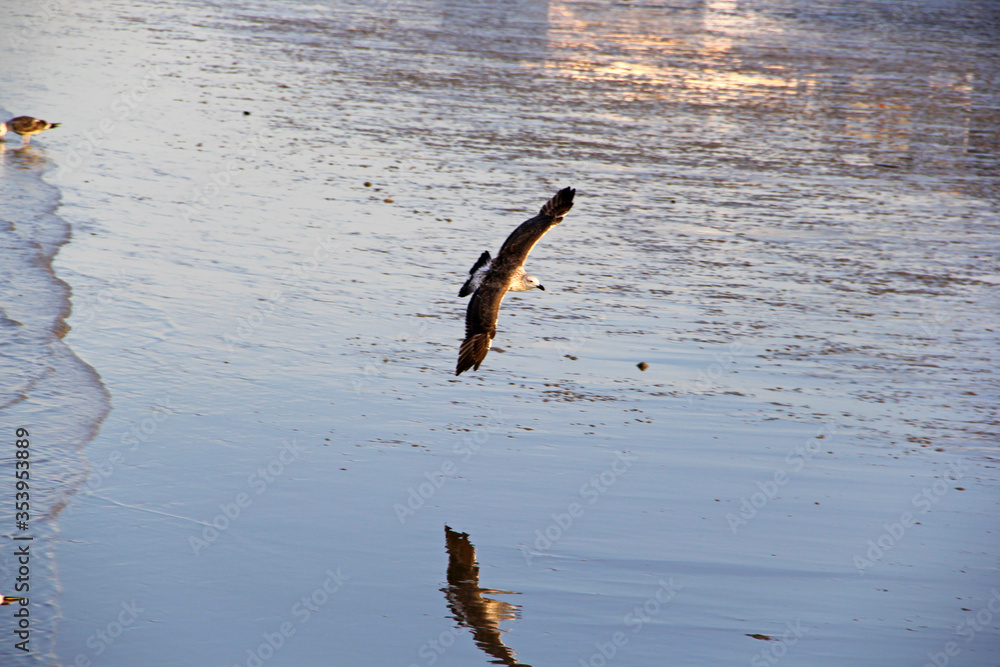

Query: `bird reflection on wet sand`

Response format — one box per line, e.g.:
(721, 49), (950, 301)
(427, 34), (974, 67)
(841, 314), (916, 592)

(0, 144), (47, 170)
(443, 525), (531, 667)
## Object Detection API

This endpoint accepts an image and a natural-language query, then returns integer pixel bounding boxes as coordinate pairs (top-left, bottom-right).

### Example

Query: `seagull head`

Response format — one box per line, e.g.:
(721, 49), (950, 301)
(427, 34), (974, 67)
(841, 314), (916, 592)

(522, 274), (544, 291)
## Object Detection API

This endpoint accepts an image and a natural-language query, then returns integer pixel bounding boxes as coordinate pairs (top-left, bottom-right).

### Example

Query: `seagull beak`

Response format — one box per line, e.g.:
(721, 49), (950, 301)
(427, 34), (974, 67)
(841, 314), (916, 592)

(537, 285), (545, 291)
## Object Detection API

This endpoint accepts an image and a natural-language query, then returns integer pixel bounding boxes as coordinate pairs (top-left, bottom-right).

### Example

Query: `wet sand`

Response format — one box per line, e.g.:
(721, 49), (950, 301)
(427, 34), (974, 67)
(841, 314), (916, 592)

(0, 0), (998, 665)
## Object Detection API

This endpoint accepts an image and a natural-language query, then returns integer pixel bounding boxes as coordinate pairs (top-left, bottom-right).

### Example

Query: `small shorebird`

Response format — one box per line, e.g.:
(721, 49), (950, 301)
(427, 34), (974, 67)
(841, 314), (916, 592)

(456, 187), (575, 375)
(1, 116), (61, 145)
(1, 596), (24, 606)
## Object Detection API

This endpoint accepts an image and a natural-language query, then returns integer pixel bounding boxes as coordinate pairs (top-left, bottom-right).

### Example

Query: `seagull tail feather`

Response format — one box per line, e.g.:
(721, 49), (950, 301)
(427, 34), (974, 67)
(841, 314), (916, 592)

(539, 187), (576, 221)
(456, 333), (492, 376)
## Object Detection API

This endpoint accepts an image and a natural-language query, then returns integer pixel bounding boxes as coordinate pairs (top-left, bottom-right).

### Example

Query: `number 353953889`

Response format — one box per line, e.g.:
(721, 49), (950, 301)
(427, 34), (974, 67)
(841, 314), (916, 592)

(15, 428), (30, 526)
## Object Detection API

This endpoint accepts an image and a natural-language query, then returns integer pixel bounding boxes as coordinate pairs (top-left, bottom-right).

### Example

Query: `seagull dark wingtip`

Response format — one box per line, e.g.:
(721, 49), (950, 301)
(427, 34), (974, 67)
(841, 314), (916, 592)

(540, 186), (576, 220)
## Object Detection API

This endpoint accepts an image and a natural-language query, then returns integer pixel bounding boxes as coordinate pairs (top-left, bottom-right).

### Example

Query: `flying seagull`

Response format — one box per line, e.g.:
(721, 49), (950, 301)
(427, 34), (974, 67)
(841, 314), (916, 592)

(456, 187), (575, 376)
(0, 116), (61, 145)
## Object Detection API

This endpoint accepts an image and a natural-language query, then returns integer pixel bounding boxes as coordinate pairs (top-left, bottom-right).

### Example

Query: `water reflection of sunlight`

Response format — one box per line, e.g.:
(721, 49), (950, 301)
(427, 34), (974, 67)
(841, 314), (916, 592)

(541, 1), (988, 169)
(700, 0), (753, 56)
(544, 1), (796, 103)
(841, 70), (979, 156)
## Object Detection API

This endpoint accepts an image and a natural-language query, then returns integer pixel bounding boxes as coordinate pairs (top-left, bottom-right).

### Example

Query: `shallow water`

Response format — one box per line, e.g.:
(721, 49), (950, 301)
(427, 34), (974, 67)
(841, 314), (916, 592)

(1, 0), (998, 665)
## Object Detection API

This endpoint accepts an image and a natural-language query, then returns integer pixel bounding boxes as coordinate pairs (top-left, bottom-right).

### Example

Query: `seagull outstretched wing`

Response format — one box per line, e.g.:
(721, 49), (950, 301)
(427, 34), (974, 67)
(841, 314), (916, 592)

(493, 187), (575, 272)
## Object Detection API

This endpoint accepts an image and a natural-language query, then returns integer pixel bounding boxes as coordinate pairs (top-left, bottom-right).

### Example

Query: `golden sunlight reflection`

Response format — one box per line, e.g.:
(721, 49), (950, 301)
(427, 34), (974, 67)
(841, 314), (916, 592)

(442, 526), (531, 667)
(541, 1), (987, 169)
(543, 1), (799, 103)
